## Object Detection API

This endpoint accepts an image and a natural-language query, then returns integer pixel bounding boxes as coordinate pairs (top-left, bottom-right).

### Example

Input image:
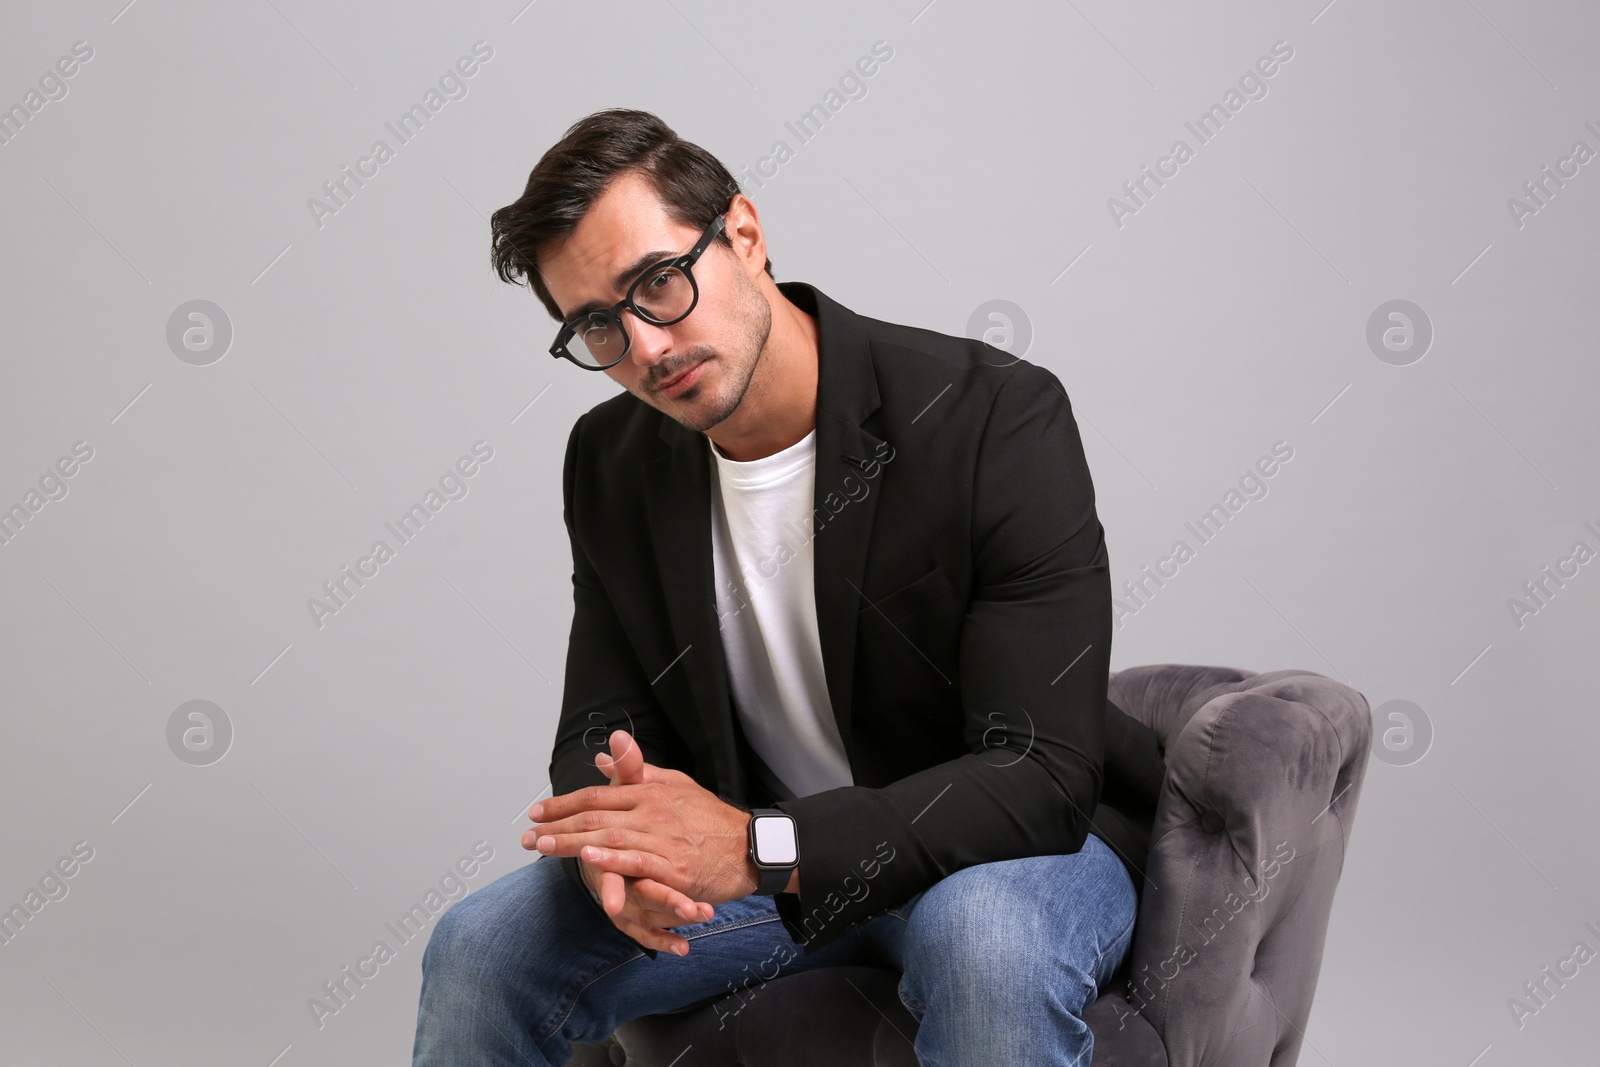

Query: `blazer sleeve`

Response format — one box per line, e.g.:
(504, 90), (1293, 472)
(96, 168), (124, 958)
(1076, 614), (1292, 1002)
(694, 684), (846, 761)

(550, 412), (696, 954)
(773, 364), (1111, 952)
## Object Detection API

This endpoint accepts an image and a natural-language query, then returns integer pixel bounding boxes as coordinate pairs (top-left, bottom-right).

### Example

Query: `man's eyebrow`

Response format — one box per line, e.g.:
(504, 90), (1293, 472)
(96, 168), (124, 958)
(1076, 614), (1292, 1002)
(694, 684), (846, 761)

(565, 249), (677, 319)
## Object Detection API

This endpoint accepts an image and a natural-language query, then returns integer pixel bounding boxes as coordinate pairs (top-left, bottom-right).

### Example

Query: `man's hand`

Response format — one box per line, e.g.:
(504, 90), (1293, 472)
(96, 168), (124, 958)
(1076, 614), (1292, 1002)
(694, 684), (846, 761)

(574, 853), (707, 956)
(528, 729), (762, 910)
(526, 731), (716, 956)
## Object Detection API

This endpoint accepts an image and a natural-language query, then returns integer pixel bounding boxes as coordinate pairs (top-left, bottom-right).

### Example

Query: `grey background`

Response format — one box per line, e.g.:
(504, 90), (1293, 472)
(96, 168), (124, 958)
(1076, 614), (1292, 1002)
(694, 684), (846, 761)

(2, 0), (1596, 1063)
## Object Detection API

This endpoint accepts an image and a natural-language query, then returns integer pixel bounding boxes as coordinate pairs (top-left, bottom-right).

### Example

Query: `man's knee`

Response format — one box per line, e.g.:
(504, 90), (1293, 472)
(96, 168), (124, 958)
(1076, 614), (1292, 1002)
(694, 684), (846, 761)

(900, 862), (1039, 975)
(898, 838), (1136, 1006)
(420, 859), (565, 986)
(420, 878), (499, 983)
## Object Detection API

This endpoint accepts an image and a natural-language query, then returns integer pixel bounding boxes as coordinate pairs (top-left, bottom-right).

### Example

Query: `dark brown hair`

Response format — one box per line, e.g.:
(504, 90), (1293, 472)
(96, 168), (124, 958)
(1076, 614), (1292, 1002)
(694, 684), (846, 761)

(489, 108), (772, 322)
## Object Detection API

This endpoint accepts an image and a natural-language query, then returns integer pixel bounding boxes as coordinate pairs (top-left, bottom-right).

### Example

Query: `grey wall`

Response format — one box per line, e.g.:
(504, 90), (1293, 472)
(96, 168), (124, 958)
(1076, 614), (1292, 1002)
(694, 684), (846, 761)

(2, 1), (1597, 1063)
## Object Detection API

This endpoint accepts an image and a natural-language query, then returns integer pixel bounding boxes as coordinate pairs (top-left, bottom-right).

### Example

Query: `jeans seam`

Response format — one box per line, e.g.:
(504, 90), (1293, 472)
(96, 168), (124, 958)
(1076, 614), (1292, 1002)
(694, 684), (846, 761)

(1092, 910), (1137, 988)
(537, 948), (646, 1048)
(537, 913), (790, 1047)
(682, 913), (787, 941)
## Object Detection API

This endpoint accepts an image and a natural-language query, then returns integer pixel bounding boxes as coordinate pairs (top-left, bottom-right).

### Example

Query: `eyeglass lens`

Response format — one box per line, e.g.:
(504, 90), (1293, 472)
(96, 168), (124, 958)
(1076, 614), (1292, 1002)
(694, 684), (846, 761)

(564, 265), (697, 367)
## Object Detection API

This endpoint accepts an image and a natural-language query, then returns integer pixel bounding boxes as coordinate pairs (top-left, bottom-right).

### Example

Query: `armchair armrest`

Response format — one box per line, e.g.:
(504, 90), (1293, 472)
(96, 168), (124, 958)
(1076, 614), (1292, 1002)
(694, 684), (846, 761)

(1104, 665), (1372, 1066)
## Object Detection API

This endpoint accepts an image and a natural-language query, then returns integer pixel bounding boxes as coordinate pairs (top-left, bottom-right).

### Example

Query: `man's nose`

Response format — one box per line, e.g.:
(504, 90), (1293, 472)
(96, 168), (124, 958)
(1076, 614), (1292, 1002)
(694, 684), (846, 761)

(623, 310), (674, 369)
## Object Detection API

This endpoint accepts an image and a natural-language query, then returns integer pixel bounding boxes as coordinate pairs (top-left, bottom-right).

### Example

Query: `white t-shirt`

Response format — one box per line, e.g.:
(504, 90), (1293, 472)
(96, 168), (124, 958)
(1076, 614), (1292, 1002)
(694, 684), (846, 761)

(708, 430), (854, 801)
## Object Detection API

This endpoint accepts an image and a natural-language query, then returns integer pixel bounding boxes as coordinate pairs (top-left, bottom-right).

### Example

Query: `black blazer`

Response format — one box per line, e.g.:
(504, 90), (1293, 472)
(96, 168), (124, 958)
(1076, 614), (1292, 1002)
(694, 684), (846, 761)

(549, 280), (1164, 956)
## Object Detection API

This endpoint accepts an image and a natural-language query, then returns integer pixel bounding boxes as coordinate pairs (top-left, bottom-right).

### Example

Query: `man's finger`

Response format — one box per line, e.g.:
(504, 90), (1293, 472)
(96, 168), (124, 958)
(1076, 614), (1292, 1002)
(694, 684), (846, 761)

(607, 729), (646, 784)
(600, 732), (687, 790)
(614, 913), (689, 956)
(527, 825), (655, 858)
(598, 867), (626, 916)
(527, 807), (633, 840)
(582, 845), (676, 885)
(530, 784), (647, 822)
(601, 872), (681, 929)
(618, 896), (688, 932)
(633, 876), (713, 923)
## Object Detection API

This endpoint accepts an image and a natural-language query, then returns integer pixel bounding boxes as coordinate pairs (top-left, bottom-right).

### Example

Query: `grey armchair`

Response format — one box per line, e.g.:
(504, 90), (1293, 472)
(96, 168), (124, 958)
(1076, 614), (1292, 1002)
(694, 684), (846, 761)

(572, 663), (1372, 1066)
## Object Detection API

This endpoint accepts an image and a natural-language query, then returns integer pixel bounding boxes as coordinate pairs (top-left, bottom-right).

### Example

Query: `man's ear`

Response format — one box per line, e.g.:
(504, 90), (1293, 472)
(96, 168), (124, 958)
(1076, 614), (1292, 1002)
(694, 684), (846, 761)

(725, 194), (768, 278)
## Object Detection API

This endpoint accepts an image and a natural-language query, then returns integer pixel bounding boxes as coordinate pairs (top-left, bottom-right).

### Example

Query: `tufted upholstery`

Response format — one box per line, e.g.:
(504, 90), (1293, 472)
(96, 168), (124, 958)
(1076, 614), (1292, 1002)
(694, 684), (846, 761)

(572, 663), (1371, 1066)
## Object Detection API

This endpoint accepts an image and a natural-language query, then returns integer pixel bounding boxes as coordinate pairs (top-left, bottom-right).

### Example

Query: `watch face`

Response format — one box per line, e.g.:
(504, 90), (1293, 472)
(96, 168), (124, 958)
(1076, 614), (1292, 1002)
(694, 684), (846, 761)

(753, 816), (797, 866)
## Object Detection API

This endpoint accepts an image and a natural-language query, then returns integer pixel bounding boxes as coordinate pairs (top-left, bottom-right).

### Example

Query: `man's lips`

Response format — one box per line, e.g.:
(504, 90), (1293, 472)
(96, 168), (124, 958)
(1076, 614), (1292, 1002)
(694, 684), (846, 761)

(657, 360), (705, 393)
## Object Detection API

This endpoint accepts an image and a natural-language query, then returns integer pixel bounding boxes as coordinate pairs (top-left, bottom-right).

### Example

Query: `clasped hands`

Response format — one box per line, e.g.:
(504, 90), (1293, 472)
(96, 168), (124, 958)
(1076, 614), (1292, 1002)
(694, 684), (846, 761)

(522, 729), (762, 956)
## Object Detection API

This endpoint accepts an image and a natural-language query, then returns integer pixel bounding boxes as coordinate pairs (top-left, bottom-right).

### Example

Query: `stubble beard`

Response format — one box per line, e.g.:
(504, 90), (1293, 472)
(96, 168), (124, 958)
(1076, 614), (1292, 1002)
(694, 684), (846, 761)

(659, 271), (773, 434)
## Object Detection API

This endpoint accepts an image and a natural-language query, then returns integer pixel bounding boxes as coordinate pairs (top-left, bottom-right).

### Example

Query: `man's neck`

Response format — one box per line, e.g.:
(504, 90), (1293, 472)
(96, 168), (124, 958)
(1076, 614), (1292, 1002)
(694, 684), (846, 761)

(705, 286), (819, 462)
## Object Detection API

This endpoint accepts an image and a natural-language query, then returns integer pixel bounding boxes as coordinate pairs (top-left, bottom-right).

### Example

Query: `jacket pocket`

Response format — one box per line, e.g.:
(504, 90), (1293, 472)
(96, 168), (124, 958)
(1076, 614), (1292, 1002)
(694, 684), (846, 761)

(857, 564), (954, 625)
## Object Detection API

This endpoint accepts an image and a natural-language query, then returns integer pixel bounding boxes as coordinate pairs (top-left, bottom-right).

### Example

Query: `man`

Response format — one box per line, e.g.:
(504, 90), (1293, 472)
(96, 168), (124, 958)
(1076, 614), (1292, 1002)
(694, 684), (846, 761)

(412, 108), (1165, 1066)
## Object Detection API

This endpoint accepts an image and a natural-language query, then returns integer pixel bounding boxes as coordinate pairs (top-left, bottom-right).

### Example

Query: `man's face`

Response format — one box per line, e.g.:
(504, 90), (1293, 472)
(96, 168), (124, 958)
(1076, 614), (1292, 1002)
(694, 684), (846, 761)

(538, 171), (772, 433)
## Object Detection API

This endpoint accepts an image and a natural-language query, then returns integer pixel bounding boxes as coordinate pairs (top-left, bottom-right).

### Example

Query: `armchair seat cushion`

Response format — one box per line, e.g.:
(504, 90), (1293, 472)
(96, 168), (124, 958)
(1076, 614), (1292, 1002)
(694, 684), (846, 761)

(606, 965), (918, 1067)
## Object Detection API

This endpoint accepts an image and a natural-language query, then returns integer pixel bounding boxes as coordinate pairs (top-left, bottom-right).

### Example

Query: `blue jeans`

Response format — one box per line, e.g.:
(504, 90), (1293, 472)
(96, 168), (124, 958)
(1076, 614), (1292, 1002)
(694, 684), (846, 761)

(412, 832), (1136, 1066)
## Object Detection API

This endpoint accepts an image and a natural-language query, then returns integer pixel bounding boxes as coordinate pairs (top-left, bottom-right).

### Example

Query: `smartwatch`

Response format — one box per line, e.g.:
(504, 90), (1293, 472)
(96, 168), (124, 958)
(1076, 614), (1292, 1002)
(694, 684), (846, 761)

(747, 808), (798, 895)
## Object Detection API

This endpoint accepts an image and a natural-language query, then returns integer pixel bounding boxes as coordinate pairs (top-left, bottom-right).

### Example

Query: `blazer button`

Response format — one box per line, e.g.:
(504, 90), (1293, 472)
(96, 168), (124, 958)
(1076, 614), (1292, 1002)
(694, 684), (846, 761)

(1199, 810), (1226, 834)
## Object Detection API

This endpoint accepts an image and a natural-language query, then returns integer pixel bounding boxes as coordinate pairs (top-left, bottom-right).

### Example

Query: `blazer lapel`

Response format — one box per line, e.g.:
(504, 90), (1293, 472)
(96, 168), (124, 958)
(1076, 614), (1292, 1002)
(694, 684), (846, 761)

(641, 423), (744, 796)
(779, 282), (885, 765)
(638, 281), (885, 789)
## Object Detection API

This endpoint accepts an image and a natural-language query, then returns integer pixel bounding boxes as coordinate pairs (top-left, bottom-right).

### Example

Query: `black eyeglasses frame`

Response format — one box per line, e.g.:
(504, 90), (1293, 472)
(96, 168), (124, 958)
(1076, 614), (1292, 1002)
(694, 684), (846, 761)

(548, 213), (728, 370)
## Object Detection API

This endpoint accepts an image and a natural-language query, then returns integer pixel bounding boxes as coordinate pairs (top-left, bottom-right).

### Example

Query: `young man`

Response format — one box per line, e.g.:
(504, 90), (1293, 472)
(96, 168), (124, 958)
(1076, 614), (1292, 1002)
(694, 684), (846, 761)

(412, 108), (1165, 1066)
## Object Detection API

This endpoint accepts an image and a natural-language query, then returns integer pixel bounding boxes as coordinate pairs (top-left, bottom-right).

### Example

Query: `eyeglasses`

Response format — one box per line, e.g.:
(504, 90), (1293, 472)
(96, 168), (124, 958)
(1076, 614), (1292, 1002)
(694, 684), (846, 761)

(549, 213), (727, 370)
